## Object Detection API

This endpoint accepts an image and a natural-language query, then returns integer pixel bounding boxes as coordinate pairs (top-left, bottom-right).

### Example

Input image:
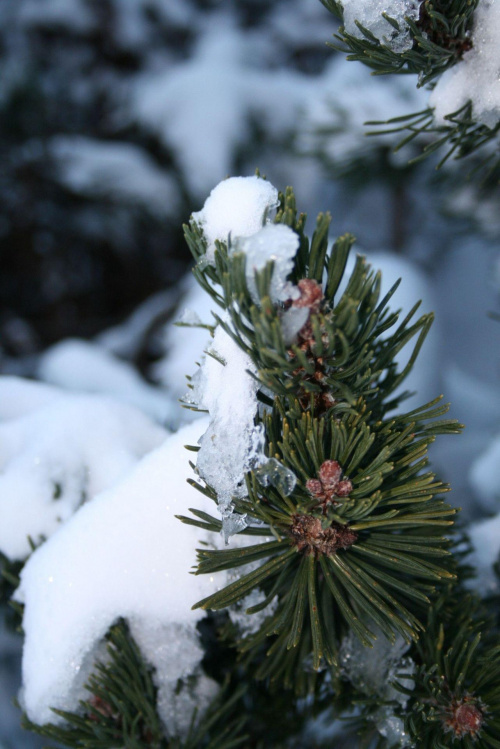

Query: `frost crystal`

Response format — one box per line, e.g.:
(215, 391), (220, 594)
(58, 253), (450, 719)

(341, 0), (421, 52)
(430, 1), (500, 128)
(232, 223), (300, 303)
(192, 176), (279, 265)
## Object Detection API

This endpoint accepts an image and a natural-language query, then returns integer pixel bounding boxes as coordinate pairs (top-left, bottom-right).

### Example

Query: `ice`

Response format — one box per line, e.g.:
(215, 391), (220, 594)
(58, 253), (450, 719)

(232, 224), (300, 304)
(430, 2), (500, 128)
(14, 419), (228, 732)
(193, 324), (263, 511)
(192, 176), (279, 265)
(341, 0), (421, 52)
(255, 458), (297, 496)
(38, 338), (176, 425)
(49, 136), (180, 218)
(0, 377), (167, 560)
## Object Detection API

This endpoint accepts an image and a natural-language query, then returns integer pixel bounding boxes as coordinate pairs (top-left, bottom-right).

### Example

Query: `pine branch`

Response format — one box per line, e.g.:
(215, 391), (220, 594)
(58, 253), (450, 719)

(182, 184), (463, 691)
(22, 620), (248, 749)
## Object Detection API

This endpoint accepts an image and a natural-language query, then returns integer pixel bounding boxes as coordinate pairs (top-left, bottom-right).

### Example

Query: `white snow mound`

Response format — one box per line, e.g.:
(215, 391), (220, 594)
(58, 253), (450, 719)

(192, 176), (279, 264)
(0, 377), (168, 560)
(14, 419), (227, 733)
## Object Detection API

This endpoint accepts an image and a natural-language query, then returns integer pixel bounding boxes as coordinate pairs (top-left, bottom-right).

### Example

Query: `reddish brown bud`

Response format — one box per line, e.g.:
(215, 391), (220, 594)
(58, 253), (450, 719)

(306, 478), (323, 497)
(292, 278), (324, 313)
(318, 460), (342, 490)
(336, 479), (353, 497)
(289, 514), (357, 557)
(444, 698), (484, 739)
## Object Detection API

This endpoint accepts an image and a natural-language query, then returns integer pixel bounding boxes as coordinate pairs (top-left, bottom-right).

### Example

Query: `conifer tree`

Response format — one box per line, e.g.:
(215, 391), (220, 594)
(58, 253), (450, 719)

(1, 1), (500, 748)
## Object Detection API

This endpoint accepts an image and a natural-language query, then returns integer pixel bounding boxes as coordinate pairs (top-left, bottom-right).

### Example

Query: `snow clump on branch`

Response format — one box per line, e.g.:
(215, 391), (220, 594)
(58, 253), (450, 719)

(341, 0), (422, 53)
(429, 1), (500, 128)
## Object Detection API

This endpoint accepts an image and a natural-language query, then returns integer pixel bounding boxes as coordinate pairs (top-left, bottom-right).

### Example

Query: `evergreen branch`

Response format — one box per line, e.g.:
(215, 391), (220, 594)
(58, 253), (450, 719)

(22, 620), (249, 749)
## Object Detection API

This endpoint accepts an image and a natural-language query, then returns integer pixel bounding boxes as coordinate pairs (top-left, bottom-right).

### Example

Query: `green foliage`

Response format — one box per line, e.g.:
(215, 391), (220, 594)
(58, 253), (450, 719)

(319, 0), (500, 170)
(402, 589), (500, 747)
(180, 185), (462, 693)
(328, 1), (478, 84)
(22, 620), (247, 749)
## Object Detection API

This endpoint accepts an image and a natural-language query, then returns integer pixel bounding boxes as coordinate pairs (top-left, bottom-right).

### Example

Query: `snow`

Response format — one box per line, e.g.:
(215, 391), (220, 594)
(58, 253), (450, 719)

(193, 324), (262, 528)
(430, 1), (500, 129)
(18, 0), (95, 33)
(301, 56), (428, 168)
(233, 224), (300, 303)
(14, 419), (227, 733)
(469, 433), (500, 512)
(341, 0), (421, 52)
(38, 339), (177, 425)
(49, 136), (180, 218)
(192, 176), (279, 265)
(0, 377), (167, 561)
(468, 514), (500, 595)
(152, 275), (215, 405)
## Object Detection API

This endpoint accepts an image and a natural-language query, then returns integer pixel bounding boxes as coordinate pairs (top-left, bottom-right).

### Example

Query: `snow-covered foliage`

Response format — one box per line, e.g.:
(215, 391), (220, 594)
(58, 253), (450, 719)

(14, 419), (224, 734)
(0, 377), (168, 560)
(192, 176), (279, 264)
(430, 1), (500, 127)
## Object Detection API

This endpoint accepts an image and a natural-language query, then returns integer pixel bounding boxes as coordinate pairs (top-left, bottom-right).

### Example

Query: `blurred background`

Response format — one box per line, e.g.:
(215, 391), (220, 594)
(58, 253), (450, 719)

(1, 0), (499, 746)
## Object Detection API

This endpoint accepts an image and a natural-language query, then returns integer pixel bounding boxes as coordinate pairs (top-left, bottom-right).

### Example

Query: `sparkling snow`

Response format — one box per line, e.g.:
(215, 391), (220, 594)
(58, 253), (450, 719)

(430, 1), (500, 129)
(192, 176), (279, 265)
(14, 419), (227, 733)
(0, 377), (167, 560)
(341, 0), (421, 52)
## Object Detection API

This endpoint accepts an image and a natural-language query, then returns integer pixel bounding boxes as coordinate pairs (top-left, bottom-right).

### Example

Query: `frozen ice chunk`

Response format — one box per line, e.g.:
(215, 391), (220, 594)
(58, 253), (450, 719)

(232, 224), (300, 303)
(255, 458), (297, 496)
(192, 176), (279, 265)
(0, 378), (167, 560)
(14, 419), (226, 732)
(341, 0), (421, 53)
(430, 2), (500, 128)
(194, 324), (263, 509)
